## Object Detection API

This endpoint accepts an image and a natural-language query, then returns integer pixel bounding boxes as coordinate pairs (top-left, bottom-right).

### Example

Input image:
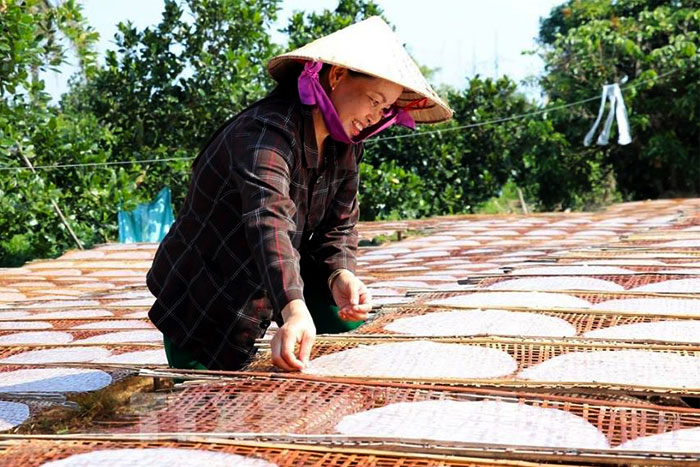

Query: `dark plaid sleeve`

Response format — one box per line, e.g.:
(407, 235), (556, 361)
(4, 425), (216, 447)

(308, 147), (361, 279)
(230, 120), (305, 320)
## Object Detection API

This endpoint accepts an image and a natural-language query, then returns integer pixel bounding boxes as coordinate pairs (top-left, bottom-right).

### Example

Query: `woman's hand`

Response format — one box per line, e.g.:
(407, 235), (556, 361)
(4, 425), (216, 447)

(331, 270), (373, 322)
(271, 299), (316, 371)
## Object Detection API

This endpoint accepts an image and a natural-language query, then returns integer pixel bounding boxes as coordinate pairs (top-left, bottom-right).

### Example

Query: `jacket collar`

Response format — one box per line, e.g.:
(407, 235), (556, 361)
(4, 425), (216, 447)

(301, 105), (359, 171)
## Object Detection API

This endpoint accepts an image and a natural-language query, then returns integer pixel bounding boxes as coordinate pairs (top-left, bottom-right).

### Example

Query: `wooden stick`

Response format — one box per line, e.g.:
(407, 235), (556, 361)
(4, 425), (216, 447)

(405, 289), (700, 299)
(254, 334), (700, 351)
(18, 151), (84, 250)
(0, 432), (628, 466)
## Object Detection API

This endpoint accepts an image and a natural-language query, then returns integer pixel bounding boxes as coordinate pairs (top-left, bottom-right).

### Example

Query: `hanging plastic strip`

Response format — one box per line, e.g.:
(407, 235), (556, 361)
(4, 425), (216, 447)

(584, 81), (632, 146)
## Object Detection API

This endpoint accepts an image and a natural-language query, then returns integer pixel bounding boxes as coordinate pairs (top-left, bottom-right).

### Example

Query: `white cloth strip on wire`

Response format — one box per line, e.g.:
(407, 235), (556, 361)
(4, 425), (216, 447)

(584, 83), (631, 146)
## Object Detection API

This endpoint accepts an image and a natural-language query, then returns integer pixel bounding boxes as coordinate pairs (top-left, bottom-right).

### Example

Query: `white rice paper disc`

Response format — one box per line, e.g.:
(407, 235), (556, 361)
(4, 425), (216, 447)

(336, 400), (609, 450)
(478, 230), (520, 236)
(592, 298), (700, 316)
(122, 310), (149, 319)
(364, 288), (402, 297)
(95, 349), (168, 365)
(99, 291), (153, 300)
(40, 448), (277, 466)
(0, 368), (112, 393)
(104, 251), (154, 259)
(572, 230), (618, 237)
(0, 321), (52, 330)
(487, 240), (524, 246)
(398, 274), (456, 282)
(424, 259), (473, 266)
(0, 292), (26, 302)
(25, 300), (101, 309)
(500, 250), (546, 257)
(387, 266), (430, 272)
(88, 270), (145, 277)
(411, 235), (457, 243)
(652, 240), (700, 248)
(401, 251), (451, 259)
(614, 427), (700, 453)
(514, 266), (631, 276)
(360, 254), (394, 262)
(632, 279), (700, 293)
(462, 248), (501, 255)
(595, 217), (637, 225)
(449, 263), (498, 270)
(0, 311), (29, 319)
(0, 347), (111, 364)
(304, 341), (517, 380)
(640, 215), (678, 225)
(107, 297), (155, 307)
(72, 320), (150, 330)
(367, 247), (411, 255)
(573, 259), (667, 266)
(0, 400), (30, 431)
(659, 269), (700, 275)
(368, 281), (430, 289)
(75, 330), (162, 344)
(384, 310), (576, 337)
(8, 281), (55, 288)
(518, 350), (700, 389)
(486, 277), (623, 292)
(28, 309), (113, 320)
(583, 321), (700, 343)
(0, 331), (73, 345)
(438, 240), (481, 247)
(371, 296), (415, 306)
(60, 250), (105, 260)
(427, 292), (591, 310)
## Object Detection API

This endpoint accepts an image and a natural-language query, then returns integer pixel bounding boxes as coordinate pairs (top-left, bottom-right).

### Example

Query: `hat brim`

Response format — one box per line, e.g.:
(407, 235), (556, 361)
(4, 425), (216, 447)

(268, 55), (453, 125)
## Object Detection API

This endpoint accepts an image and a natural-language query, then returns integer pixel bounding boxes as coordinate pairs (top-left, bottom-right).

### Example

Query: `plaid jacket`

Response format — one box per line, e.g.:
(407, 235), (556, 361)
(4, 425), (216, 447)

(147, 88), (361, 370)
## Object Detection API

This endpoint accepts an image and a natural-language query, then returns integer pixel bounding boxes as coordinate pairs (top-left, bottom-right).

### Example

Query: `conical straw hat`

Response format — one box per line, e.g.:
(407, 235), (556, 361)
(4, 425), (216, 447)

(268, 16), (453, 124)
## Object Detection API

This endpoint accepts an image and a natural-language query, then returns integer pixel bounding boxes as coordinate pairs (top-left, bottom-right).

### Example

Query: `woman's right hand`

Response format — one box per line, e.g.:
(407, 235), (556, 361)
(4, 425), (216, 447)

(271, 299), (316, 371)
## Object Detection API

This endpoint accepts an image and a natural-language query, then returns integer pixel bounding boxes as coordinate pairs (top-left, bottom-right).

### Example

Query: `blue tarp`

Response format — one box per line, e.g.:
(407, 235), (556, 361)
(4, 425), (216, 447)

(118, 187), (174, 243)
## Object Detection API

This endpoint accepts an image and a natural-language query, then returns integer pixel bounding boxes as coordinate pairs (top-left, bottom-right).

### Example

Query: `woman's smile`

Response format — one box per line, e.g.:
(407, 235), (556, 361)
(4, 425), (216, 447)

(351, 119), (364, 135)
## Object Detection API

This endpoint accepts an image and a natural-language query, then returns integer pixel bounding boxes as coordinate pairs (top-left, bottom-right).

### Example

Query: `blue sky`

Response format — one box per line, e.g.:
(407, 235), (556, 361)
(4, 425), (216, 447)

(44, 0), (563, 100)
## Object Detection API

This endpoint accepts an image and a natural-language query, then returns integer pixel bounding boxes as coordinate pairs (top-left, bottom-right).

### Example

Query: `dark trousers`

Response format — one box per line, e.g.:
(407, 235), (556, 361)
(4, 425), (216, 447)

(163, 256), (362, 370)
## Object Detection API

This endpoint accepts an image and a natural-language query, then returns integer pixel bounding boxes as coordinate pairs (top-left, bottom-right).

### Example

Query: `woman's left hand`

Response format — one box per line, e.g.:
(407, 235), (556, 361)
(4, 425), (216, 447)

(330, 270), (372, 321)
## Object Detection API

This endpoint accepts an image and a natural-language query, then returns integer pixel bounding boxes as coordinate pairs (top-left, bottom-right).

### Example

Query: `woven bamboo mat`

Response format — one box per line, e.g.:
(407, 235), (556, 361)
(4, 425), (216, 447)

(0, 436), (595, 467)
(353, 305), (700, 340)
(466, 273), (700, 291)
(0, 317), (153, 331)
(408, 289), (700, 306)
(0, 343), (164, 366)
(27, 374), (697, 465)
(99, 374), (700, 444)
(249, 336), (700, 396)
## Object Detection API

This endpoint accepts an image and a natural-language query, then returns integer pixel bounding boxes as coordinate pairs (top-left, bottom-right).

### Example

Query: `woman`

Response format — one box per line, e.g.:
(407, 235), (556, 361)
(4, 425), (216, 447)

(147, 17), (452, 372)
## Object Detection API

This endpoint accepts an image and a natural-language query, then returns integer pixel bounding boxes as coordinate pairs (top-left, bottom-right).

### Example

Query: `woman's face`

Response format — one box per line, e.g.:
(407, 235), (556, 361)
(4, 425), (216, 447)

(327, 66), (404, 138)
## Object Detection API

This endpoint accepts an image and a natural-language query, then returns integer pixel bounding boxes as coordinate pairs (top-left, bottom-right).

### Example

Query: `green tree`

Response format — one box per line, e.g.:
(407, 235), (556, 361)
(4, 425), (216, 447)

(0, 0), (113, 266)
(365, 75), (570, 216)
(64, 0), (282, 208)
(537, 0), (699, 202)
(281, 0), (386, 50)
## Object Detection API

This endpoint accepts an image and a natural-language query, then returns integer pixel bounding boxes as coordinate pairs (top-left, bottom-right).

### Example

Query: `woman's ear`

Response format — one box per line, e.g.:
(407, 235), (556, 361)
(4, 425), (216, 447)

(327, 66), (347, 92)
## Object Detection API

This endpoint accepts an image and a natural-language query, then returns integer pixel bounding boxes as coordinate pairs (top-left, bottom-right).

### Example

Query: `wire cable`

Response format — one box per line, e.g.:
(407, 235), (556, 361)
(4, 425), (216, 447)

(0, 69), (679, 171)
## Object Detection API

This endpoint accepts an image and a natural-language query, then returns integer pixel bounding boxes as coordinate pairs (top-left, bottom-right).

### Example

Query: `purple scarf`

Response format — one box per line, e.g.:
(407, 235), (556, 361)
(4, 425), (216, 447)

(297, 61), (416, 144)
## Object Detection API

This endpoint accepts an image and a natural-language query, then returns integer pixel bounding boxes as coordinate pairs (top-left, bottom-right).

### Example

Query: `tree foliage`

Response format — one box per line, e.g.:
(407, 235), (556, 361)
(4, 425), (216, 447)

(281, 0), (385, 50)
(0, 0), (697, 266)
(537, 0), (699, 202)
(64, 0), (282, 206)
(0, 0), (111, 266)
